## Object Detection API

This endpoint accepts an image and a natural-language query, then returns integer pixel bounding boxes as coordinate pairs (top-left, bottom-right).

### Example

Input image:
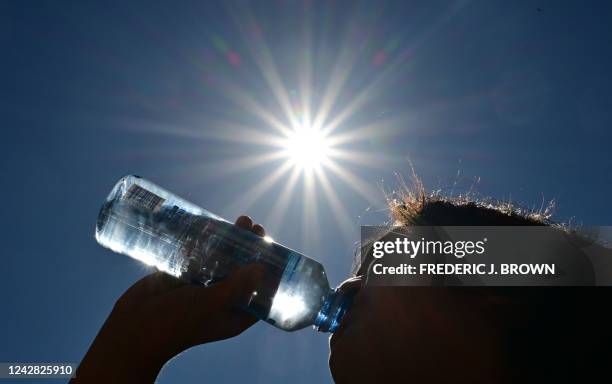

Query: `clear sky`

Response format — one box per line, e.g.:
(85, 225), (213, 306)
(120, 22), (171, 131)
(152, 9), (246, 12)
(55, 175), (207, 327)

(2, 0), (612, 383)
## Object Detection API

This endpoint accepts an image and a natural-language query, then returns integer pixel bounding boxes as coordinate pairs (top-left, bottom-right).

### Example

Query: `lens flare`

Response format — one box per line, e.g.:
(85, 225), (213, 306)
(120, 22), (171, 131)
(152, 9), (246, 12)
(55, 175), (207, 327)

(118, 1), (457, 246)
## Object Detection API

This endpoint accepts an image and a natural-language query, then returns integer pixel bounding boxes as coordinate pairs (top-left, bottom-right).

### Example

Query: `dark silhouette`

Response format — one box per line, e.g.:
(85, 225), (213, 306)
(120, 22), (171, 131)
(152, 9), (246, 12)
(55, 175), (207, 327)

(73, 182), (612, 383)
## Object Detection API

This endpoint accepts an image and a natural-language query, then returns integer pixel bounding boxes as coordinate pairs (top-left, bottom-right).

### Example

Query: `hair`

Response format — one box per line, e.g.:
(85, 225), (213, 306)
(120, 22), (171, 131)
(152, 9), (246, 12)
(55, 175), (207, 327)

(388, 170), (555, 227)
(353, 172), (556, 275)
(358, 172), (611, 383)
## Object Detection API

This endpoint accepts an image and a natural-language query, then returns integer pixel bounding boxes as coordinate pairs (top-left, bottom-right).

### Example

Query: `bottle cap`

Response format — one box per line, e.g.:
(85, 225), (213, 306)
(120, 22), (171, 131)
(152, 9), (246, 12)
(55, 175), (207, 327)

(313, 288), (354, 333)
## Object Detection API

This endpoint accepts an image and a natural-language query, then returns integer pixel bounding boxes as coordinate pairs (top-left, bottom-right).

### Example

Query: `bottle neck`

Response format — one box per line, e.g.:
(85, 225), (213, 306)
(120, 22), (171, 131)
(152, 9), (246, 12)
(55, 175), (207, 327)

(314, 288), (354, 333)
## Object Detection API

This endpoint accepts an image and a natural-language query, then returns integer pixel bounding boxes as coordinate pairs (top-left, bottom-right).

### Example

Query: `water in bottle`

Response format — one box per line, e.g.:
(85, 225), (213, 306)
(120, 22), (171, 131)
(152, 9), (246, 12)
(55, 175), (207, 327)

(95, 175), (351, 332)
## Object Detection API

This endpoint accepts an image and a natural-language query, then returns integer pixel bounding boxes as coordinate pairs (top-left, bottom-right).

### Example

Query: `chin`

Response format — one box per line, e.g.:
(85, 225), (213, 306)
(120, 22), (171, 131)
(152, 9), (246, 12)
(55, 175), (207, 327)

(329, 353), (353, 384)
(328, 335), (355, 384)
(328, 334), (375, 384)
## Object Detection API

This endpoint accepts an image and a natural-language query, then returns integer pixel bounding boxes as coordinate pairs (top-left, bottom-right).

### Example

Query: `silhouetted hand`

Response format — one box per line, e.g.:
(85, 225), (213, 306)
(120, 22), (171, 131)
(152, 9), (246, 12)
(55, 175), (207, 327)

(72, 215), (267, 383)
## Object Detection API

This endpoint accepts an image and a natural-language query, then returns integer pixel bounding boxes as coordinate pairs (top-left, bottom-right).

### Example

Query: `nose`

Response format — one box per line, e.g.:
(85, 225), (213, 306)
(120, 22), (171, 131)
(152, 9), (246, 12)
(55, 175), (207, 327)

(336, 276), (363, 296)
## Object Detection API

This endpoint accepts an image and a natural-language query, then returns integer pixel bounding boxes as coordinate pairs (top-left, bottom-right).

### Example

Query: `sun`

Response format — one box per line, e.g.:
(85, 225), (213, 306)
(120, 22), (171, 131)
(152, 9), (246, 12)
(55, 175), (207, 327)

(134, 4), (405, 244)
(283, 125), (331, 171)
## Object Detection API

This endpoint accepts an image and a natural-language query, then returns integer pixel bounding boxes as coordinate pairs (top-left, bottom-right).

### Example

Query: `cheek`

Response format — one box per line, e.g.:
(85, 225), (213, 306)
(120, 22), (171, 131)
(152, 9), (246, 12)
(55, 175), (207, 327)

(329, 333), (382, 384)
(328, 289), (407, 381)
(329, 313), (372, 368)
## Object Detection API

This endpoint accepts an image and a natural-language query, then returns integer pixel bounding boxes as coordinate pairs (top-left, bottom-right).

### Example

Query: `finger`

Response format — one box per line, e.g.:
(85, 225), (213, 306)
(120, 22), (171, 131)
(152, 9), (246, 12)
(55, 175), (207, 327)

(114, 272), (187, 312)
(191, 263), (267, 310)
(219, 309), (259, 338)
(252, 224), (266, 237)
(191, 299), (260, 343)
(234, 215), (253, 230)
(127, 272), (187, 296)
(225, 263), (268, 307)
(172, 264), (269, 346)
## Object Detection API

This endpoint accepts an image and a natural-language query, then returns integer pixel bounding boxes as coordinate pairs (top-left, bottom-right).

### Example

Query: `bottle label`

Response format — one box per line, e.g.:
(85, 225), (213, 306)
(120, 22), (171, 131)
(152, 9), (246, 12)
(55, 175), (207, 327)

(125, 184), (165, 212)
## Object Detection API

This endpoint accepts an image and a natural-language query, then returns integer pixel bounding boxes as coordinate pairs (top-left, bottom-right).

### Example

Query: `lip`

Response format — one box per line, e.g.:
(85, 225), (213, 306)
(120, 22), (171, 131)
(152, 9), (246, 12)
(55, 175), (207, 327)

(329, 321), (345, 350)
(329, 300), (357, 349)
(329, 276), (363, 349)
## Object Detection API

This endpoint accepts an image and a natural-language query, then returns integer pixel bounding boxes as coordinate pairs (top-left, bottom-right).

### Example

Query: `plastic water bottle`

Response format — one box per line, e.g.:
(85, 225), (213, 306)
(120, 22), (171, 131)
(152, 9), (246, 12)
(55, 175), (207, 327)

(95, 175), (351, 332)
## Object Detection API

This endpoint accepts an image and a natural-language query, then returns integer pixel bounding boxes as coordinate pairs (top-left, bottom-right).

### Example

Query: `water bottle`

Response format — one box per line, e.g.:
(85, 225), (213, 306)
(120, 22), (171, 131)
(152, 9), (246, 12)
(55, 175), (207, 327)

(95, 175), (351, 332)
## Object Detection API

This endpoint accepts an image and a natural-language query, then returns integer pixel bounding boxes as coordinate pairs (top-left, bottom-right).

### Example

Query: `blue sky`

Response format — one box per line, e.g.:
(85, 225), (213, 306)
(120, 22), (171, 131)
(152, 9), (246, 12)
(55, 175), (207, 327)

(2, 1), (612, 383)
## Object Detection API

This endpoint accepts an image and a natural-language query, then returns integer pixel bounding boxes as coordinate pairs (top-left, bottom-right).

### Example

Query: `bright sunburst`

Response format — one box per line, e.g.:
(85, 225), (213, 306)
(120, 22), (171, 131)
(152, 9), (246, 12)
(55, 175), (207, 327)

(283, 125), (331, 171)
(118, 1), (466, 246)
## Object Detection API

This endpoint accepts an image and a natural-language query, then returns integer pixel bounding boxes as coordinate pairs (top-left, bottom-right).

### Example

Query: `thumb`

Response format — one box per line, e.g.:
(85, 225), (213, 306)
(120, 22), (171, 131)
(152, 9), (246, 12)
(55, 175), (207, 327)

(187, 262), (270, 313)
(223, 263), (269, 308)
